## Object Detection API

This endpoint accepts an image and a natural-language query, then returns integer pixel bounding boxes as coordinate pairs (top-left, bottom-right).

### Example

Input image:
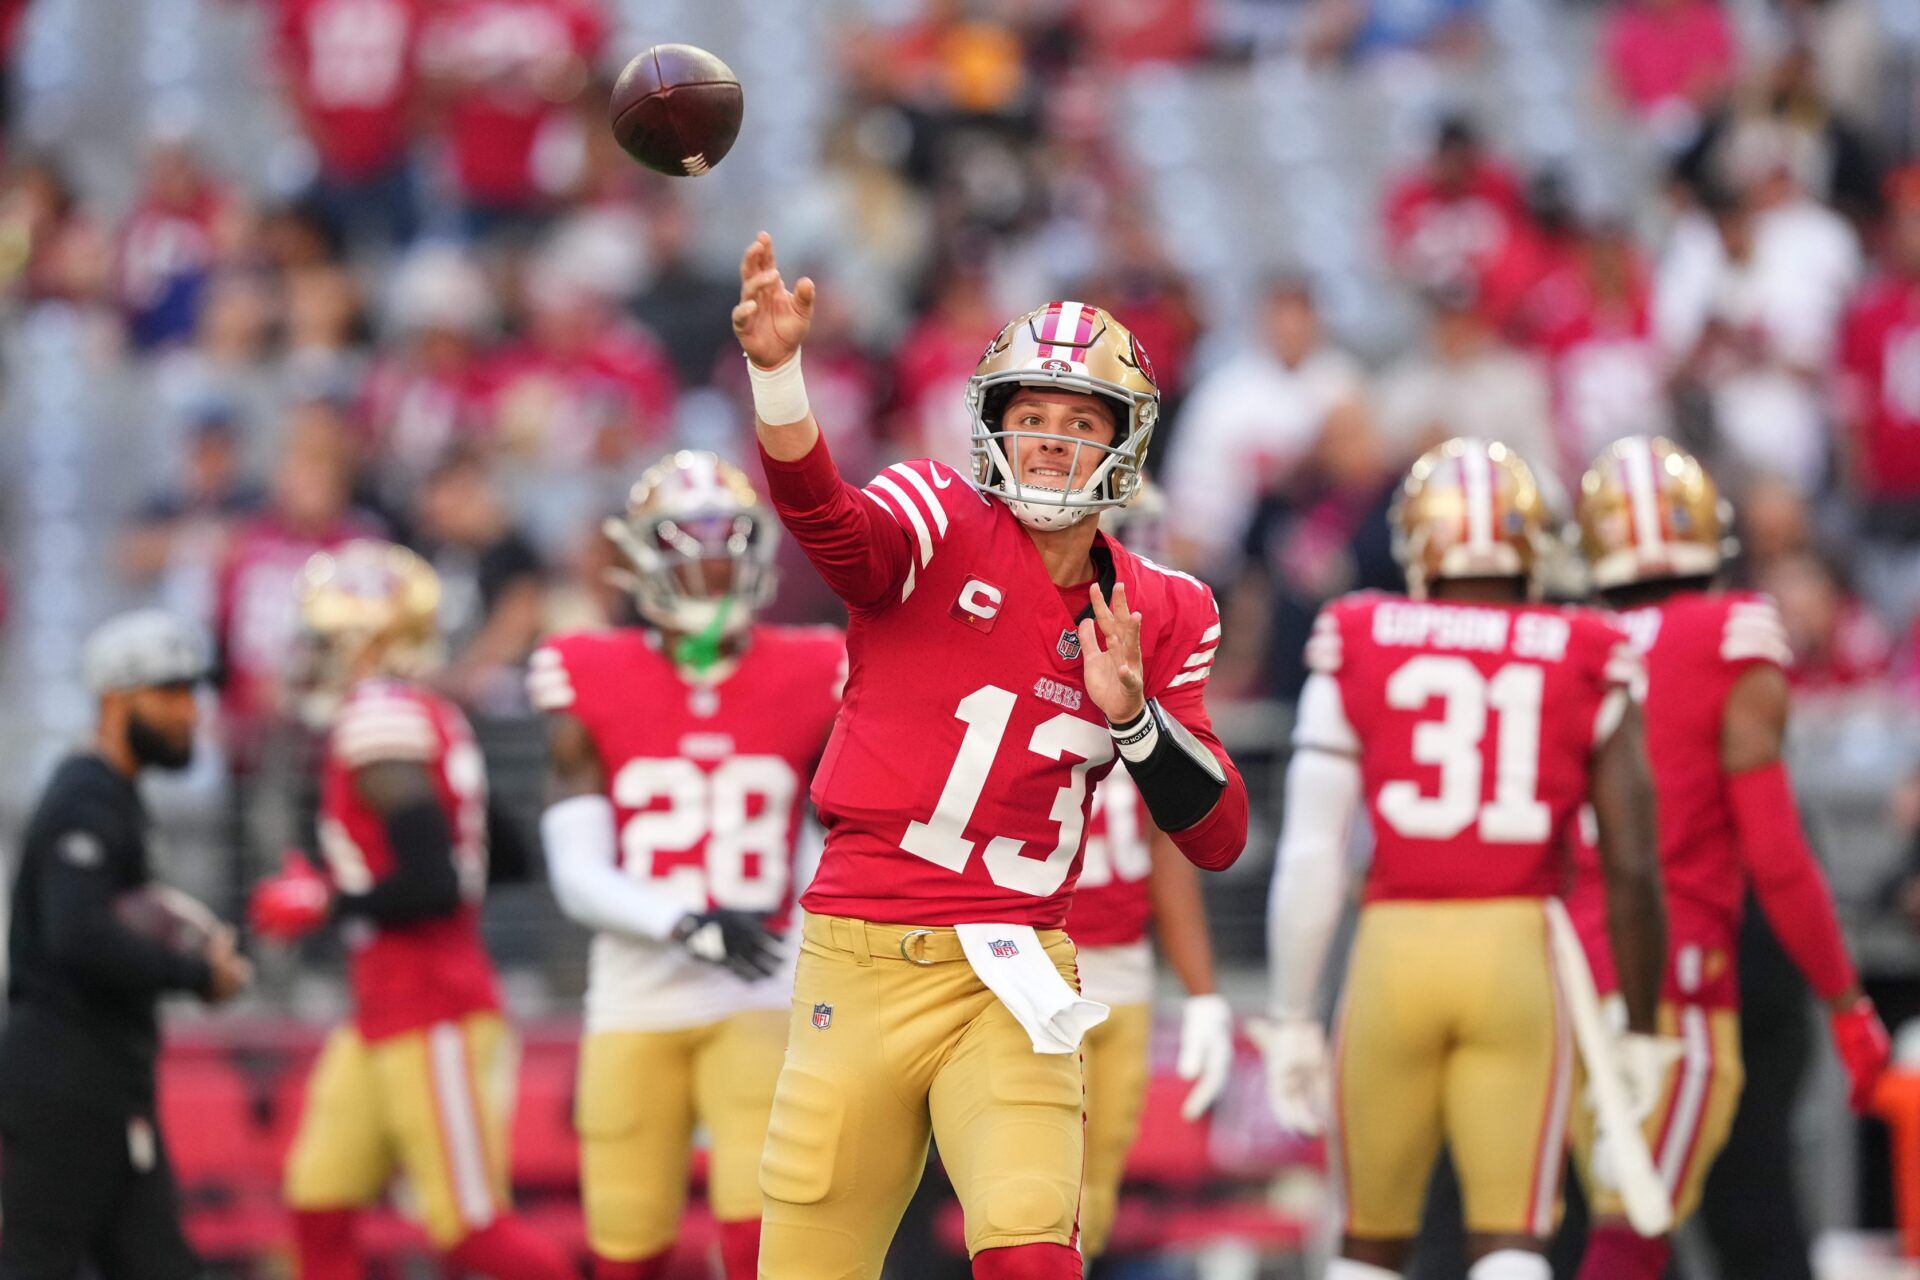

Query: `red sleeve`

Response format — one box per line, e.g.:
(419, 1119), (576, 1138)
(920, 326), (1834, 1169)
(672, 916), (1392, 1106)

(759, 433), (913, 612)
(1149, 582), (1247, 870)
(1728, 761), (1857, 1000)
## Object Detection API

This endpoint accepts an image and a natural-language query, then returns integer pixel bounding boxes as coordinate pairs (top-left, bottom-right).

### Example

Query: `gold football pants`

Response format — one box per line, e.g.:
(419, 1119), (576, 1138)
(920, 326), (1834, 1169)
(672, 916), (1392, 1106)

(1078, 1001), (1150, 1259)
(284, 1013), (515, 1248)
(1570, 999), (1742, 1226)
(577, 1012), (788, 1261)
(1333, 899), (1573, 1241)
(757, 913), (1087, 1280)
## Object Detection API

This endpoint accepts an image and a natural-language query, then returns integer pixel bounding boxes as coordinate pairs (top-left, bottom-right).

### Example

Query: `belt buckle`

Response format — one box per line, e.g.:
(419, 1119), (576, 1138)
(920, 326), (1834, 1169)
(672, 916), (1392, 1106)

(899, 929), (936, 966)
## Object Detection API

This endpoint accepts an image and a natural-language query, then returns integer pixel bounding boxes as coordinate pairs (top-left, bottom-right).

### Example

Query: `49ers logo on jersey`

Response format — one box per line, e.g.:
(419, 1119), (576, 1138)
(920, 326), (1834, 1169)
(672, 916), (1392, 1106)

(951, 578), (1004, 633)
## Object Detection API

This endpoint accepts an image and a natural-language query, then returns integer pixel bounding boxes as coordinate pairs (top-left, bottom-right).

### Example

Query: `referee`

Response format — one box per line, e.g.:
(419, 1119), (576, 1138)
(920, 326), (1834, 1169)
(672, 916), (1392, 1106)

(0, 610), (252, 1280)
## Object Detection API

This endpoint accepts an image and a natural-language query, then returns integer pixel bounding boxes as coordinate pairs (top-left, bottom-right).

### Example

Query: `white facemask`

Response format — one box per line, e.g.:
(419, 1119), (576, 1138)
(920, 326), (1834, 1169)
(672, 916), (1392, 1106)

(1004, 484), (1099, 531)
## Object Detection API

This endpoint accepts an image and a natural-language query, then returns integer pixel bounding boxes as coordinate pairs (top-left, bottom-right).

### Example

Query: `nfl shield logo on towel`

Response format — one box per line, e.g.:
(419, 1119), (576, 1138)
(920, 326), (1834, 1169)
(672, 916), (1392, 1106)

(811, 1003), (833, 1030)
(989, 939), (1019, 959)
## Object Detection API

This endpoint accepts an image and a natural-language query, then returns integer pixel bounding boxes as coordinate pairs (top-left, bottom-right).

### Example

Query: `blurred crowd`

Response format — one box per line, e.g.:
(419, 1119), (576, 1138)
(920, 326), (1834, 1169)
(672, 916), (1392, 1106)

(0, 0), (1915, 771)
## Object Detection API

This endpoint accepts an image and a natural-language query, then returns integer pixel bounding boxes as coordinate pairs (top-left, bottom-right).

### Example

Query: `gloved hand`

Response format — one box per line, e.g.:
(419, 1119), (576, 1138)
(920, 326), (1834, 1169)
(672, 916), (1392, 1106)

(249, 853), (333, 942)
(1175, 994), (1235, 1121)
(1830, 996), (1891, 1113)
(673, 910), (784, 981)
(1617, 1031), (1684, 1121)
(1247, 1016), (1328, 1136)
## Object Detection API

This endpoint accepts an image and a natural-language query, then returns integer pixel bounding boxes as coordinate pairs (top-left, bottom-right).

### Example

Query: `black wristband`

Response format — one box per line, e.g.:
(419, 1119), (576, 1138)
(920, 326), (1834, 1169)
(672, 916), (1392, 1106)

(1117, 700), (1227, 832)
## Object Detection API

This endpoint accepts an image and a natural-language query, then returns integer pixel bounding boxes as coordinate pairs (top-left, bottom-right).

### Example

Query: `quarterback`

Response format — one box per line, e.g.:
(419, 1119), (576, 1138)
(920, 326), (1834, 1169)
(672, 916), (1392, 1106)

(731, 231), (1248, 1280)
(1261, 439), (1667, 1280)
(249, 541), (572, 1280)
(1564, 437), (1888, 1280)
(530, 450), (845, 1280)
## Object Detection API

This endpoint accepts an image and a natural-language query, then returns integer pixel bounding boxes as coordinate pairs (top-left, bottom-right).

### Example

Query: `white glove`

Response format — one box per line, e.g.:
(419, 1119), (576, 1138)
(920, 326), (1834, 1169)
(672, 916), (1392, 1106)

(1618, 1031), (1683, 1121)
(1247, 1016), (1328, 1136)
(1176, 994), (1235, 1121)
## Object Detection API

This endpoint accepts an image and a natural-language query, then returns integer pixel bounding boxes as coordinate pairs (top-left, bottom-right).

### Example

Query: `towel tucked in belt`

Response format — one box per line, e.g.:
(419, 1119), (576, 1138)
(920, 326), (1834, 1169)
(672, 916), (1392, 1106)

(954, 924), (1108, 1054)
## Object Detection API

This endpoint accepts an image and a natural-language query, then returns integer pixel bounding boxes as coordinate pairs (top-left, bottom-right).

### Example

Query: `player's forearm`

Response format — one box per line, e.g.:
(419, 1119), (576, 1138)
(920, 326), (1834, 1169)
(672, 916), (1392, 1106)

(1268, 747), (1358, 1019)
(1163, 769), (1248, 870)
(1600, 854), (1666, 1034)
(541, 796), (684, 940)
(759, 432), (909, 609)
(335, 801), (463, 925)
(1731, 761), (1859, 1001)
(1147, 828), (1218, 995)
(43, 872), (211, 998)
(748, 350), (821, 461)
(1591, 704), (1665, 1033)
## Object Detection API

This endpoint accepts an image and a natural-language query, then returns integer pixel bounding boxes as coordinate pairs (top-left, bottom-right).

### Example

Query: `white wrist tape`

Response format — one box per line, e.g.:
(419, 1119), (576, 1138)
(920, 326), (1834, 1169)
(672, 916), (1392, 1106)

(1110, 706), (1160, 763)
(747, 349), (811, 426)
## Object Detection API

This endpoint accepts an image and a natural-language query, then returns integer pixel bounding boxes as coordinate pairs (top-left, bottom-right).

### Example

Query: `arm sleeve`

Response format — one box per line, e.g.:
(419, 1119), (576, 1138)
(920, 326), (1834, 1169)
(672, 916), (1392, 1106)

(1729, 760), (1858, 1001)
(1268, 679), (1364, 1019)
(333, 798), (463, 925)
(758, 433), (915, 611)
(1153, 612), (1248, 870)
(40, 828), (212, 999)
(541, 795), (686, 940)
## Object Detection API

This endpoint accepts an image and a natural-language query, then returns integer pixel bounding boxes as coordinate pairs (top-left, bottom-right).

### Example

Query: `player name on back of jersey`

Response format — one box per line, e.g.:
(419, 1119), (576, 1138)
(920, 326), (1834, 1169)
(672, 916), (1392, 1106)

(1370, 600), (1571, 663)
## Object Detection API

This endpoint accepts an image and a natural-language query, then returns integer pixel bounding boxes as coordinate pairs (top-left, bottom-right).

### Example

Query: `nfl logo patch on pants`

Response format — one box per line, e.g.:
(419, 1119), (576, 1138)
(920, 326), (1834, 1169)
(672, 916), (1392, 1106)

(811, 1003), (833, 1030)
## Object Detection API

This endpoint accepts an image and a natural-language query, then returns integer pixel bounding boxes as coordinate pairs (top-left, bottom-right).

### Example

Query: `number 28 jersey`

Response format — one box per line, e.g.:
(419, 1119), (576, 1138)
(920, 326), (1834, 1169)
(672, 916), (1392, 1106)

(529, 625), (845, 1031)
(763, 446), (1241, 929)
(1304, 593), (1637, 902)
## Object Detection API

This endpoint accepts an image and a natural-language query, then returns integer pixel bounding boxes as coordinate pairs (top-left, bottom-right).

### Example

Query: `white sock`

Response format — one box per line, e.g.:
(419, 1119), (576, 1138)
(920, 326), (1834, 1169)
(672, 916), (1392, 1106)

(1468, 1249), (1550, 1280)
(1327, 1261), (1402, 1280)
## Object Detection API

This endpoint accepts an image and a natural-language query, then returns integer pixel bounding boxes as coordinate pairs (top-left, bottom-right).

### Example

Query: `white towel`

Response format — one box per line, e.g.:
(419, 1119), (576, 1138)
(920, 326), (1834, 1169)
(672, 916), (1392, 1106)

(955, 923), (1109, 1054)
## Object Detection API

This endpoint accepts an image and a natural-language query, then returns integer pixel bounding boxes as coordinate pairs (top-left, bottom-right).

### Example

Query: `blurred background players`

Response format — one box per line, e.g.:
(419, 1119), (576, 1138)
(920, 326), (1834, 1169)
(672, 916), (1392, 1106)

(247, 540), (571, 1280)
(0, 609), (250, 1280)
(1564, 436), (1889, 1280)
(530, 450), (844, 1280)
(1261, 438), (1667, 1280)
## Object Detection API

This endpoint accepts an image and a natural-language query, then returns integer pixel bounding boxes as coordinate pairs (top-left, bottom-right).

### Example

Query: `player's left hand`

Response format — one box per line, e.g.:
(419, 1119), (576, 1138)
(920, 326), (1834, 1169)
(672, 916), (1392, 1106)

(1176, 993), (1234, 1121)
(1617, 1031), (1683, 1121)
(1081, 582), (1145, 726)
(1830, 996), (1890, 1113)
(1247, 1015), (1328, 1136)
(248, 852), (333, 942)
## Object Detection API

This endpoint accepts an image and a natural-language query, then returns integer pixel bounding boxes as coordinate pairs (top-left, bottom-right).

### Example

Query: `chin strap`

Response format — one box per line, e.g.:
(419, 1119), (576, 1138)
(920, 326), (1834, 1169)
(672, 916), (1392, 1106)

(671, 596), (735, 673)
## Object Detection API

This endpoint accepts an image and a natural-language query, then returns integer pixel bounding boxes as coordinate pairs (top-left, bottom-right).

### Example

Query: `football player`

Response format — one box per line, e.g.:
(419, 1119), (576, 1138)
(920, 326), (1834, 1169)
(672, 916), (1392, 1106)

(249, 540), (572, 1280)
(529, 450), (845, 1280)
(1069, 769), (1233, 1262)
(1564, 437), (1889, 1280)
(1260, 439), (1667, 1280)
(731, 232), (1249, 1280)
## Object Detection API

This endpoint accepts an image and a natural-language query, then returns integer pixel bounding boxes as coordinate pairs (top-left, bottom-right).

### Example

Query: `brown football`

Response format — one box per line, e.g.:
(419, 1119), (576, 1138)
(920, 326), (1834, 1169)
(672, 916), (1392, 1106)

(609, 44), (743, 177)
(113, 884), (221, 955)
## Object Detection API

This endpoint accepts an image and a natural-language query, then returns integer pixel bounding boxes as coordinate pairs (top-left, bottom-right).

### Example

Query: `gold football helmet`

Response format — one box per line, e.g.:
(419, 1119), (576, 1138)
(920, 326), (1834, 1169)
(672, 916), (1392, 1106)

(603, 450), (777, 640)
(1578, 436), (1732, 591)
(1391, 438), (1551, 598)
(966, 300), (1160, 531)
(295, 540), (442, 719)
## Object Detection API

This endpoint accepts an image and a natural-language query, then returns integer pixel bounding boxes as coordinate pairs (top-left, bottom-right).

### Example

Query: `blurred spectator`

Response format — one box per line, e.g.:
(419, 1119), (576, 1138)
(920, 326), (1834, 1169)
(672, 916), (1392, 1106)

(416, 0), (604, 237)
(1479, 170), (1589, 337)
(411, 451), (545, 713)
(1301, 0), (1485, 65)
(118, 137), (241, 349)
(149, 270), (284, 465)
(118, 412), (264, 628)
(1375, 279), (1556, 476)
(1761, 549), (1895, 693)
(272, 216), (369, 391)
(0, 156), (111, 306)
(1381, 114), (1530, 293)
(1160, 277), (1366, 580)
(631, 195), (740, 387)
(1069, 0), (1207, 65)
(272, 0), (425, 248)
(359, 243), (499, 484)
(1656, 164), (1860, 491)
(889, 256), (1000, 460)
(214, 411), (384, 751)
(1771, 0), (1889, 136)
(1735, 473), (1813, 578)
(1602, 0), (1737, 151)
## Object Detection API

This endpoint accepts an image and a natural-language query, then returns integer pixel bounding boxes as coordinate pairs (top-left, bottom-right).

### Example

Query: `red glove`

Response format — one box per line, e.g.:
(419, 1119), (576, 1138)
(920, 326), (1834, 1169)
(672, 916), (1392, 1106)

(1831, 997), (1891, 1114)
(249, 853), (333, 942)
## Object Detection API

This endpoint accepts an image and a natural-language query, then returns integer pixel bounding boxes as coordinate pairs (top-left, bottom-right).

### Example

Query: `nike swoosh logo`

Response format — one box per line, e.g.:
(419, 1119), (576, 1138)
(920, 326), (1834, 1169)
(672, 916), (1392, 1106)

(929, 468), (953, 489)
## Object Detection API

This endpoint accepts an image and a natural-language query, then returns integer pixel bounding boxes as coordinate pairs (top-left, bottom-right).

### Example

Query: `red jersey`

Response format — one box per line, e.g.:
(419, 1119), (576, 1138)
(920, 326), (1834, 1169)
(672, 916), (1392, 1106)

(358, 351), (500, 474)
(1308, 593), (1635, 903)
(528, 625), (845, 928)
(1567, 592), (1793, 1007)
(1066, 770), (1153, 948)
(491, 326), (677, 466)
(319, 680), (500, 1040)
(1382, 163), (1529, 289)
(762, 440), (1247, 928)
(275, 0), (422, 180)
(1839, 275), (1920, 501)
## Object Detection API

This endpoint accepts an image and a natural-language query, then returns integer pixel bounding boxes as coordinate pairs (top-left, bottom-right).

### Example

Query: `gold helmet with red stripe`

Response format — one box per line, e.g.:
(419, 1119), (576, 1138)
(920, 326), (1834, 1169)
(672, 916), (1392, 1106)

(294, 540), (443, 720)
(1578, 436), (1732, 590)
(966, 300), (1160, 531)
(1391, 437), (1551, 598)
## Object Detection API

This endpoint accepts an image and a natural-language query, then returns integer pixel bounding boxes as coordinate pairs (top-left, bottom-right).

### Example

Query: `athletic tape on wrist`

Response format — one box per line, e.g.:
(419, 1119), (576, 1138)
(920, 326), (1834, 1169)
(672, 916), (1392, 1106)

(1110, 706), (1160, 762)
(747, 349), (810, 425)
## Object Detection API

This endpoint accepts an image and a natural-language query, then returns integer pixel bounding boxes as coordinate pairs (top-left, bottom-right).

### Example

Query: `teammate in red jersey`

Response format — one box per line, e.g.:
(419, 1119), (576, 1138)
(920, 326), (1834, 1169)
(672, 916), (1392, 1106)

(529, 450), (844, 1280)
(249, 540), (571, 1280)
(731, 231), (1248, 1280)
(1067, 769), (1233, 1261)
(1260, 438), (1667, 1280)
(1563, 436), (1889, 1280)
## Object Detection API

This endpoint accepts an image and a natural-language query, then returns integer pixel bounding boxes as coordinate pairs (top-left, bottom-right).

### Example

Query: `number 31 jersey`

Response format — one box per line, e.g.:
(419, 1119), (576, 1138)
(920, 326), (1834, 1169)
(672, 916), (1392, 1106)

(1304, 593), (1637, 902)
(529, 624), (846, 1032)
(800, 459), (1230, 929)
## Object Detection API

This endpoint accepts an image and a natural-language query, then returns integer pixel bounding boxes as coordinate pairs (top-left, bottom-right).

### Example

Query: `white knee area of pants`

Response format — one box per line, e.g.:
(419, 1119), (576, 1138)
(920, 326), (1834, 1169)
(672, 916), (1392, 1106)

(1328, 1261), (1402, 1280)
(1468, 1250), (1550, 1280)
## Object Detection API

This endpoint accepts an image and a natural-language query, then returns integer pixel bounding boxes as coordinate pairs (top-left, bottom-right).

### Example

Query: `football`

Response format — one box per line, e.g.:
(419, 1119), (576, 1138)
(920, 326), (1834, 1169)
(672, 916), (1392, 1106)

(609, 43), (743, 177)
(113, 883), (222, 956)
